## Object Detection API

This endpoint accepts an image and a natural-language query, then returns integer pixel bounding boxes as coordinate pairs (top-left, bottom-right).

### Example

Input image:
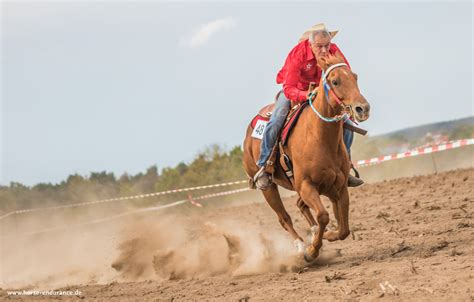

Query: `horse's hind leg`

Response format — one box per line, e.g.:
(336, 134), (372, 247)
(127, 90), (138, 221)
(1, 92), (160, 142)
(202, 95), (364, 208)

(324, 187), (351, 242)
(296, 196), (317, 231)
(262, 184), (305, 251)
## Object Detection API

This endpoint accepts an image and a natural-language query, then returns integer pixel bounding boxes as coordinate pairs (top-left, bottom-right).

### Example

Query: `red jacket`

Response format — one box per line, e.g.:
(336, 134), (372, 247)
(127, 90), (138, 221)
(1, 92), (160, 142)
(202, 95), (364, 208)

(276, 39), (350, 102)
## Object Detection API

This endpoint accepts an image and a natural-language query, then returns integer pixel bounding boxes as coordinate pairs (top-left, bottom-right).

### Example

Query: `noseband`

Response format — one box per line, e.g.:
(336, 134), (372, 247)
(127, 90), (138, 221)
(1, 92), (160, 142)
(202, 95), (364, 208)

(308, 63), (352, 123)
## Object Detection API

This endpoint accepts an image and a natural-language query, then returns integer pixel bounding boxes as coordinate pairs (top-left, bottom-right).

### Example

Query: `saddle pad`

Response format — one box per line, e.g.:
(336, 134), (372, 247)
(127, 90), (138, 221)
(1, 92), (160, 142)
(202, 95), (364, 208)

(281, 102), (308, 145)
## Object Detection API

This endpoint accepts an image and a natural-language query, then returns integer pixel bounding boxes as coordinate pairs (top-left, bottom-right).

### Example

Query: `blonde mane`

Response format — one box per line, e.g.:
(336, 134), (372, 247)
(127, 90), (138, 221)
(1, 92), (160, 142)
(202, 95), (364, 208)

(318, 54), (345, 70)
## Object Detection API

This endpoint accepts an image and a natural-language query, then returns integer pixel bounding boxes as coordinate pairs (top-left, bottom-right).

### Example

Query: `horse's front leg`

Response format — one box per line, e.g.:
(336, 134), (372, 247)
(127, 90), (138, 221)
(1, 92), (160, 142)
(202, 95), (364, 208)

(262, 184), (305, 253)
(324, 186), (350, 241)
(299, 180), (329, 261)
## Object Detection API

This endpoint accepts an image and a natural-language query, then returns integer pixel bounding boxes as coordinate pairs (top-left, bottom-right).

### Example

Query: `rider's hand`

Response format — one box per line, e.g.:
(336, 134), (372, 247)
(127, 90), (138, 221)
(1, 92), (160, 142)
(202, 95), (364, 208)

(307, 82), (318, 101)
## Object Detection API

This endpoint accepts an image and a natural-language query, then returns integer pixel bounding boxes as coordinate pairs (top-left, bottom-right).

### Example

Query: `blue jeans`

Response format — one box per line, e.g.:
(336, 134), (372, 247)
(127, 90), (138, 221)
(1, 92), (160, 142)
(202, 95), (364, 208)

(343, 118), (355, 159)
(257, 91), (355, 167)
(257, 92), (291, 167)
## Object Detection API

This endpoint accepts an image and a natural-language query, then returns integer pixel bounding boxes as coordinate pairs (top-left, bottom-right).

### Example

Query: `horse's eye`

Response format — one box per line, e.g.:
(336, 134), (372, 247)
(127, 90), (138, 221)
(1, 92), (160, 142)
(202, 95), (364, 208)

(332, 80), (338, 86)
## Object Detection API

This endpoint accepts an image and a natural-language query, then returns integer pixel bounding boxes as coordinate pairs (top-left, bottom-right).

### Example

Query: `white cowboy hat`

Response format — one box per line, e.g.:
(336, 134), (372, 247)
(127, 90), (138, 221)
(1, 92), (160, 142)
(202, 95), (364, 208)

(299, 23), (338, 42)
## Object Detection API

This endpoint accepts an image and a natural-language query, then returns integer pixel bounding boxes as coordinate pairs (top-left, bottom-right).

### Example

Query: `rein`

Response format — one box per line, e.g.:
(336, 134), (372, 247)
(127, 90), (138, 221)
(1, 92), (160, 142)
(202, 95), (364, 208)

(308, 63), (351, 123)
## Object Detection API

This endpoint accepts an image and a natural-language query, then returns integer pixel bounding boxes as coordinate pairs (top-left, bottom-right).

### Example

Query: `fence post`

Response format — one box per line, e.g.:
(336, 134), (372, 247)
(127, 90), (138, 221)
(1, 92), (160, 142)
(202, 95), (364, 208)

(430, 152), (438, 174)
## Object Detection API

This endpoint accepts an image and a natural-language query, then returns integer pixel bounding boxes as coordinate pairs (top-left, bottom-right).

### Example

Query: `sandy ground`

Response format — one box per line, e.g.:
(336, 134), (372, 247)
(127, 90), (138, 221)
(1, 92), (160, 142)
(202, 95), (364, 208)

(1, 168), (473, 301)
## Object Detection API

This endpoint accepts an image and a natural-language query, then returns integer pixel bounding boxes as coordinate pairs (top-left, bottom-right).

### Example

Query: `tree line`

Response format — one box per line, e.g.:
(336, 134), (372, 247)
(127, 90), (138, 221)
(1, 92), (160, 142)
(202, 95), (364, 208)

(0, 145), (246, 214)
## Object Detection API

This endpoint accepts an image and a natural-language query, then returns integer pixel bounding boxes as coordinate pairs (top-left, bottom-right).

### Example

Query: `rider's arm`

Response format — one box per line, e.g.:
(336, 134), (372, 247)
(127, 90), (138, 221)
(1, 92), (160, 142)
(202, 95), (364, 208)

(281, 49), (308, 103)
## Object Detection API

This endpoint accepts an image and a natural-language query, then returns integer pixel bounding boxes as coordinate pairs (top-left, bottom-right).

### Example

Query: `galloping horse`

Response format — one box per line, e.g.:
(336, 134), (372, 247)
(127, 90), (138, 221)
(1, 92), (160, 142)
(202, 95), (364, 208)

(242, 55), (370, 261)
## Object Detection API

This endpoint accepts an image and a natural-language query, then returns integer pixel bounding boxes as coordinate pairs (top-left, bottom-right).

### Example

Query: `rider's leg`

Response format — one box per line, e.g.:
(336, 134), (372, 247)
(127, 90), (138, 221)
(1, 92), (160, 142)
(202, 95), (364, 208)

(256, 91), (291, 168)
(343, 119), (354, 158)
(254, 91), (291, 190)
(343, 119), (364, 187)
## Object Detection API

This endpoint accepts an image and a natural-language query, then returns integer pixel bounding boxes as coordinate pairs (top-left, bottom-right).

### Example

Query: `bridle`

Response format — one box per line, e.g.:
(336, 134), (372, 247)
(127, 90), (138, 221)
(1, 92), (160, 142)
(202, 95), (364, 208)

(307, 63), (354, 123)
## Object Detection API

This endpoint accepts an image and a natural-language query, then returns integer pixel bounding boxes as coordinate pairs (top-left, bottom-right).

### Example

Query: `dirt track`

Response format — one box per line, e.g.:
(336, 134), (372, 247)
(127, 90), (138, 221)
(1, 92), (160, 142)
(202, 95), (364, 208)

(1, 168), (473, 301)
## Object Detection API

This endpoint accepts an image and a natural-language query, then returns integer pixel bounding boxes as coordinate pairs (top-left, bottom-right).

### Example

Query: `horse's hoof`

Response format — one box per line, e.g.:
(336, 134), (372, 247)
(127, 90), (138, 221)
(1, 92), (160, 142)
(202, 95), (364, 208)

(303, 250), (315, 263)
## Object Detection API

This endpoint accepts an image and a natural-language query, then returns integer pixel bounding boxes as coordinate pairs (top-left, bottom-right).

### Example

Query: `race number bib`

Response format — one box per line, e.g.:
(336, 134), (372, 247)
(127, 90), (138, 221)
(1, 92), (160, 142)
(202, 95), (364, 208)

(251, 120), (268, 140)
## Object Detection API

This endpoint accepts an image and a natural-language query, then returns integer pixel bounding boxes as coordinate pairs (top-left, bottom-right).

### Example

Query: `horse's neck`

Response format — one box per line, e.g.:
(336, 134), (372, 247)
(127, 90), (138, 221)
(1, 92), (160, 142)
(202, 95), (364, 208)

(315, 83), (340, 118)
(310, 85), (344, 149)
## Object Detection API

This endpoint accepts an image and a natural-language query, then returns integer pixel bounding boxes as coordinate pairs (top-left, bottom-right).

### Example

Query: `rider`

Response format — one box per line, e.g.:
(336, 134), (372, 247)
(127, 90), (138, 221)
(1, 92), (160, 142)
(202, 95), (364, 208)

(254, 23), (364, 189)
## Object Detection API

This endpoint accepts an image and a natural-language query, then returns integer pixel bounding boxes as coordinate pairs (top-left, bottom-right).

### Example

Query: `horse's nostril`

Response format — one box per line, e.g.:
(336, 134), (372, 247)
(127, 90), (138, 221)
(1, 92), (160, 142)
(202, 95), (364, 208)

(355, 106), (364, 114)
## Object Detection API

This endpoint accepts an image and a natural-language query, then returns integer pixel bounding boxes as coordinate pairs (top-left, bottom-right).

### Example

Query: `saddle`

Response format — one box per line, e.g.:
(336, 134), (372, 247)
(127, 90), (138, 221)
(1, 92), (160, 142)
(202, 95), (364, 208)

(251, 101), (309, 146)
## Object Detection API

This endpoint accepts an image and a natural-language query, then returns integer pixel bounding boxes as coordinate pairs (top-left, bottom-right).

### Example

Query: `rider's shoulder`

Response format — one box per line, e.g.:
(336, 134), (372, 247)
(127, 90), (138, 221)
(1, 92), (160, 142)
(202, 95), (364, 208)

(288, 39), (310, 59)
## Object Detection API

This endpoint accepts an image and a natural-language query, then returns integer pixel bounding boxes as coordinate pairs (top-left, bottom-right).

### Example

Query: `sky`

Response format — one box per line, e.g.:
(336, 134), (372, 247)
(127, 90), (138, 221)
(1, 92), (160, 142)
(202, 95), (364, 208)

(1, 1), (473, 186)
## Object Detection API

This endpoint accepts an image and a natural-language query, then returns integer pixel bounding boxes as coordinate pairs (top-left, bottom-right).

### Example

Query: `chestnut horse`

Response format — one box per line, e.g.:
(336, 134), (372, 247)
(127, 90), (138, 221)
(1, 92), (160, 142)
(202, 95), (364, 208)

(242, 55), (370, 261)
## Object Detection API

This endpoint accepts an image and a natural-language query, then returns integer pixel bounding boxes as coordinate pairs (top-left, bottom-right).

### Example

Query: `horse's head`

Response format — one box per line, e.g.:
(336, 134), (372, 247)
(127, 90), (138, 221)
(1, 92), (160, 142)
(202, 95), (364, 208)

(317, 55), (370, 122)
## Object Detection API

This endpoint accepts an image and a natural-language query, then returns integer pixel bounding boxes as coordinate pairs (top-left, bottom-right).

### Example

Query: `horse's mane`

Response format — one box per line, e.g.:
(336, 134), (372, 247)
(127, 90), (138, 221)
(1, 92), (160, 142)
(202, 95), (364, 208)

(326, 54), (345, 65)
(318, 54), (345, 70)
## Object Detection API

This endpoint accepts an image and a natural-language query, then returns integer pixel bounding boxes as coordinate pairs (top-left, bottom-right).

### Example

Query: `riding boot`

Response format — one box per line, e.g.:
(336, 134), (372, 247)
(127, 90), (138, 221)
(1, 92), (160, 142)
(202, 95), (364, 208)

(254, 166), (272, 190)
(255, 141), (282, 190)
(348, 174), (364, 187)
(348, 164), (364, 187)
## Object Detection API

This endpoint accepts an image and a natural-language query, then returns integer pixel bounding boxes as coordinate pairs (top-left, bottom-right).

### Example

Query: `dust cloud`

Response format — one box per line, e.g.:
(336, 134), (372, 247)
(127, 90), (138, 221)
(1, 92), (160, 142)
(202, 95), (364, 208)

(1, 207), (305, 289)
